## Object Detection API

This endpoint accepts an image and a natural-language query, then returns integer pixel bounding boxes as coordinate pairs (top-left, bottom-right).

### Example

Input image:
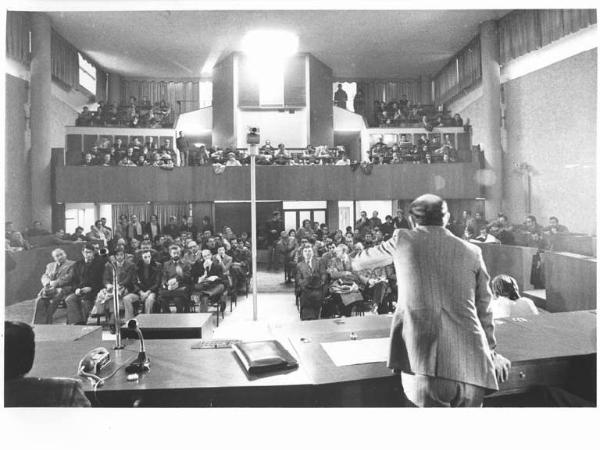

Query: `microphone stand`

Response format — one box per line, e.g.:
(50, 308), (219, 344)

(103, 254), (124, 350)
(125, 319), (150, 373)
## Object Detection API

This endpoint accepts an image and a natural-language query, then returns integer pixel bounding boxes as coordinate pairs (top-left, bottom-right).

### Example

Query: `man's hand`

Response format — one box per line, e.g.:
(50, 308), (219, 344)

(493, 352), (511, 383)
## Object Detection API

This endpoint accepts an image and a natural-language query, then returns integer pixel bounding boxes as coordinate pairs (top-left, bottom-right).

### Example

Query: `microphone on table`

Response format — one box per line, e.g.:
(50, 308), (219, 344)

(125, 319), (150, 374)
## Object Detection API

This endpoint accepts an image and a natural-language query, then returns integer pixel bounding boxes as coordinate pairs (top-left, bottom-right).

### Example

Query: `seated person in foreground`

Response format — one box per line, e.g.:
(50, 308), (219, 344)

(191, 249), (227, 313)
(135, 249), (163, 313)
(32, 248), (75, 324)
(4, 321), (90, 407)
(490, 274), (539, 319)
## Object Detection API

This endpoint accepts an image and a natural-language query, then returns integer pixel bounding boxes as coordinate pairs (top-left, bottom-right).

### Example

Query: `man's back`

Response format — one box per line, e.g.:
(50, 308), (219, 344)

(354, 226), (498, 391)
(5, 377), (90, 407)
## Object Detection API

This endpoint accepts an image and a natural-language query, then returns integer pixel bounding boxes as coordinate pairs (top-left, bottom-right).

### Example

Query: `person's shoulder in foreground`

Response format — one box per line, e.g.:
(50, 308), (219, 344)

(4, 320), (91, 407)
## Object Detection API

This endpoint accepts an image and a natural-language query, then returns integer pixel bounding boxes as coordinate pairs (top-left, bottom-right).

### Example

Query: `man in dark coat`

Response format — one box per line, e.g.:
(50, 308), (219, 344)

(65, 244), (105, 325)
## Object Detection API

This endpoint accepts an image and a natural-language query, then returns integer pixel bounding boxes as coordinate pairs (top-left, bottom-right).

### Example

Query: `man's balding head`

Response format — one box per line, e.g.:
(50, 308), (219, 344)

(409, 194), (448, 226)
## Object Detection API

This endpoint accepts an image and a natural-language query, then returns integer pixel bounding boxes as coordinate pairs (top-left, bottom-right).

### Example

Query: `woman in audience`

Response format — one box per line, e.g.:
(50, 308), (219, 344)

(490, 274), (539, 319)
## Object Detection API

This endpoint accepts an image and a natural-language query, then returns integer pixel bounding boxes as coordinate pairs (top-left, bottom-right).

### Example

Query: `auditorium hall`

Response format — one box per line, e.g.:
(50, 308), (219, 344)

(2, 2), (598, 418)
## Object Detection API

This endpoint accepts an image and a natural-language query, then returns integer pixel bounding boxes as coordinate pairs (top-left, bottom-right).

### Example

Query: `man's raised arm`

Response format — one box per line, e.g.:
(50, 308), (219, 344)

(351, 230), (404, 272)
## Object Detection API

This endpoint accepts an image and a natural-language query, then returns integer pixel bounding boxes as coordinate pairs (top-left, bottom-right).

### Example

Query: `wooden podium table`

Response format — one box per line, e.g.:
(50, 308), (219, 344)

(26, 312), (596, 407)
(120, 313), (214, 340)
(32, 324), (103, 345)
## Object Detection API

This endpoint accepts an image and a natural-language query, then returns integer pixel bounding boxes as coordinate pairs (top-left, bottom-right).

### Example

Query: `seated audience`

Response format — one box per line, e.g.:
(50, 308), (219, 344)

(273, 144), (291, 165)
(75, 106), (94, 126)
(224, 151), (242, 166)
(490, 275), (539, 319)
(26, 220), (51, 238)
(6, 231), (33, 251)
(92, 246), (139, 330)
(32, 248), (75, 324)
(191, 249), (227, 313)
(229, 238), (251, 292)
(158, 245), (192, 313)
(471, 226), (500, 244)
(65, 244), (105, 325)
(335, 151), (351, 165)
(4, 321), (90, 407)
(544, 216), (569, 234)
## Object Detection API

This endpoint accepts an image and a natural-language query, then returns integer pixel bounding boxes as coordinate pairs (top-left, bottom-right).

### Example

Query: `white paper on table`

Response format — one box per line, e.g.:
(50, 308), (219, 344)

(321, 338), (389, 367)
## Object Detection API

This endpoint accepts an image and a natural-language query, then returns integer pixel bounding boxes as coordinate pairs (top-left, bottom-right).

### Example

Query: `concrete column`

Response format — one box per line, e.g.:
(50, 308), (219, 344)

(327, 200), (339, 231)
(108, 72), (121, 106)
(30, 12), (53, 227)
(479, 20), (503, 219)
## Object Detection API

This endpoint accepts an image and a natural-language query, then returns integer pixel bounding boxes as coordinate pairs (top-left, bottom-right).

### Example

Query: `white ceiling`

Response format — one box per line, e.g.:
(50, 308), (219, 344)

(45, 10), (508, 79)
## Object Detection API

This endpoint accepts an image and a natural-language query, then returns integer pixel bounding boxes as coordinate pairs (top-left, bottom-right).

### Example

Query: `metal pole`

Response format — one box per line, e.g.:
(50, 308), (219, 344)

(108, 260), (124, 349)
(250, 145), (258, 321)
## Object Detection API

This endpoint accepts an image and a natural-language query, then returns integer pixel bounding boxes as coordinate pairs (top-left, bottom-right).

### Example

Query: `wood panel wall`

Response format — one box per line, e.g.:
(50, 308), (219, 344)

(545, 252), (597, 312)
(55, 163), (482, 203)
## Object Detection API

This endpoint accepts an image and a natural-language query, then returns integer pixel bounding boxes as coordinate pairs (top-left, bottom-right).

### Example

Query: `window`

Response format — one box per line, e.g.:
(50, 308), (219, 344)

(78, 52), (96, 95)
(259, 61), (284, 106)
(199, 81), (213, 108)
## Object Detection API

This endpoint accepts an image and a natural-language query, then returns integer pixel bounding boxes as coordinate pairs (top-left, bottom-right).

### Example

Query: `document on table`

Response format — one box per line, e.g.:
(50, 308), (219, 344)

(321, 338), (389, 367)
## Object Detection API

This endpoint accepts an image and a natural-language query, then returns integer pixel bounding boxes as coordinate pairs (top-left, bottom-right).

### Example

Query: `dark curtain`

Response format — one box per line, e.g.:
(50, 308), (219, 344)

(6, 11), (31, 66)
(499, 9), (597, 65)
(120, 79), (200, 123)
(51, 30), (79, 88)
(95, 67), (108, 102)
(112, 203), (190, 230)
(457, 36), (482, 92)
(433, 60), (459, 105)
(356, 79), (420, 126)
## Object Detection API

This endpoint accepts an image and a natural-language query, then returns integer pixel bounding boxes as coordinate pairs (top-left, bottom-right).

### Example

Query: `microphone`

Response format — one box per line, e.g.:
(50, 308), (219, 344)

(125, 319), (150, 374)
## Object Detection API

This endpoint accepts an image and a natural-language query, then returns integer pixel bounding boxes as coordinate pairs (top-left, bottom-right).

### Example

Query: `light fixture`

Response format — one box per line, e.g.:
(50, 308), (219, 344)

(241, 30), (298, 59)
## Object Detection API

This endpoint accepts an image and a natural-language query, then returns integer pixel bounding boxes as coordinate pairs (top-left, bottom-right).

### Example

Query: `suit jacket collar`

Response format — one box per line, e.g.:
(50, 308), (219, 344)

(415, 225), (452, 236)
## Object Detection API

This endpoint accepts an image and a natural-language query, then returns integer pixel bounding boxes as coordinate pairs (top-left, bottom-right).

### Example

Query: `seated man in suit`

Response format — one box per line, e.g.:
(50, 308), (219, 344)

(4, 321), (90, 407)
(295, 245), (326, 320)
(32, 248), (75, 324)
(191, 249), (227, 313)
(65, 244), (106, 325)
(229, 238), (251, 295)
(158, 245), (192, 313)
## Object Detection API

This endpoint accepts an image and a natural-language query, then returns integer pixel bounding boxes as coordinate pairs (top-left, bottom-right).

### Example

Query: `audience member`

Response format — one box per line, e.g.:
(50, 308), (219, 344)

(158, 245), (192, 313)
(65, 244), (105, 325)
(544, 216), (569, 234)
(191, 248), (227, 313)
(32, 248), (75, 324)
(265, 211), (284, 271)
(490, 275), (539, 319)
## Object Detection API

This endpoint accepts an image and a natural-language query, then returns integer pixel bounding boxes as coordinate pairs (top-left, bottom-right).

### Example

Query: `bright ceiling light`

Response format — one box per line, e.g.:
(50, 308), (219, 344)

(241, 30), (298, 59)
